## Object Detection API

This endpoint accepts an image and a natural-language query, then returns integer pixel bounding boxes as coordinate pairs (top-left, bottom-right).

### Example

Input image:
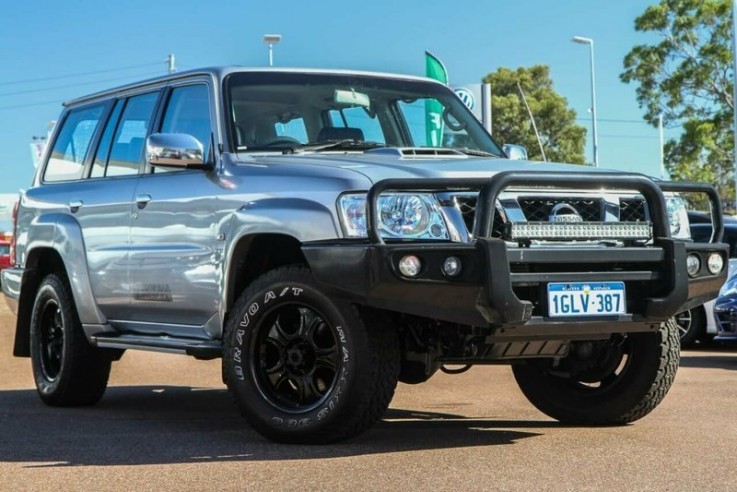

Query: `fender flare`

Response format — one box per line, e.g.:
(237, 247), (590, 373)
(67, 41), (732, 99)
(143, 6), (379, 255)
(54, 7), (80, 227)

(24, 213), (106, 326)
(220, 198), (340, 322)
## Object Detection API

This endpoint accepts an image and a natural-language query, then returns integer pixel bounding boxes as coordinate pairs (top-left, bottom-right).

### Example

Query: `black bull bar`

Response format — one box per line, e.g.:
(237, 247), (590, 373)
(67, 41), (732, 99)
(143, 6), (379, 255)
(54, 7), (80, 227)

(305, 171), (728, 336)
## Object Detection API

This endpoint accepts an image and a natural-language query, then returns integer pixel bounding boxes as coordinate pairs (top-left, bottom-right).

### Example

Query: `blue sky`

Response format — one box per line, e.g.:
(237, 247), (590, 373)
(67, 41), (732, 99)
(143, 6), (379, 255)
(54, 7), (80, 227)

(0, 0), (670, 194)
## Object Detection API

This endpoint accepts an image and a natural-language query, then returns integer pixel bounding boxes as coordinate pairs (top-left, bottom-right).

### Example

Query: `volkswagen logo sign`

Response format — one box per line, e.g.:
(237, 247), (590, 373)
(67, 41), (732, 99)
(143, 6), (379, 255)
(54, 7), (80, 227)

(549, 203), (583, 222)
(454, 88), (475, 111)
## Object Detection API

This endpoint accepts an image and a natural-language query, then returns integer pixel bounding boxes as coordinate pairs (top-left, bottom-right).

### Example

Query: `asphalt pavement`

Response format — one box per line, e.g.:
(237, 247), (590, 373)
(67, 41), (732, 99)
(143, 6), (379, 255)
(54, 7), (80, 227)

(1, 301), (736, 491)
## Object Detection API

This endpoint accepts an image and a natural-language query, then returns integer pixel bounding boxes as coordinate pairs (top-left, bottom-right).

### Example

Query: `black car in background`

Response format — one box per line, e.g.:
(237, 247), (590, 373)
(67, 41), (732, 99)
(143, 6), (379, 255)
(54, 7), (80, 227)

(714, 275), (737, 342)
(676, 213), (737, 345)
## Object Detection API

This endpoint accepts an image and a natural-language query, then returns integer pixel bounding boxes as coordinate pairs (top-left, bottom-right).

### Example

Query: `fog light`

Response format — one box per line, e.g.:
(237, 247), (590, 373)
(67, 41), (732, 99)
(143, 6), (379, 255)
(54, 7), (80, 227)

(707, 252), (724, 275)
(442, 256), (462, 277)
(686, 254), (701, 277)
(398, 255), (422, 277)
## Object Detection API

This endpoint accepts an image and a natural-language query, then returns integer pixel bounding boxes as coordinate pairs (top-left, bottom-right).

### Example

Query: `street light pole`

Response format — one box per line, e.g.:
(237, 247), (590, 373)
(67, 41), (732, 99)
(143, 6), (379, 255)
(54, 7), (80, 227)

(262, 34), (282, 67)
(573, 36), (599, 167)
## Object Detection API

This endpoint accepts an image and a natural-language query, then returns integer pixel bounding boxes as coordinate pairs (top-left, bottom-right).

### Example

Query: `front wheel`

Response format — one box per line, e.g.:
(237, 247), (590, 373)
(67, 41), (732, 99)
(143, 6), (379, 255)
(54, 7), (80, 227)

(512, 318), (680, 425)
(223, 265), (400, 443)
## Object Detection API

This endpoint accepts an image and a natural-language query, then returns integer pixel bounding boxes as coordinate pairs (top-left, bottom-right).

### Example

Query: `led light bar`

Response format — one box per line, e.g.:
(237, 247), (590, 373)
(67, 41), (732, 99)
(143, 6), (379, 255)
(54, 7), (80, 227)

(508, 221), (652, 241)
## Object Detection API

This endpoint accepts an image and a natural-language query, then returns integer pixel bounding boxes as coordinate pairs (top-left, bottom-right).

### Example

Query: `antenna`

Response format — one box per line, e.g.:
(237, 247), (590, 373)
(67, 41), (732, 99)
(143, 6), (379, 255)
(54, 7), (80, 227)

(517, 81), (547, 162)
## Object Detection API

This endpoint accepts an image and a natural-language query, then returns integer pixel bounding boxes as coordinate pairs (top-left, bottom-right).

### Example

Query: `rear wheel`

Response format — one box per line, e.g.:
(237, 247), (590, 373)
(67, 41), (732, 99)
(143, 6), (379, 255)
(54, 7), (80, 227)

(30, 273), (111, 406)
(512, 318), (679, 424)
(223, 265), (400, 443)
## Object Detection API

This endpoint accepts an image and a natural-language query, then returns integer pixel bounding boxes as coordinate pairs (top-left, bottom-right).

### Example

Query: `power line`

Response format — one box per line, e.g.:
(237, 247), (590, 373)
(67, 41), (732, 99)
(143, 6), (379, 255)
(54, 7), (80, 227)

(0, 70), (166, 98)
(576, 117), (657, 124)
(0, 99), (61, 111)
(0, 62), (162, 87)
(599, 134), (659, 139)
(0, 70), (163, 111)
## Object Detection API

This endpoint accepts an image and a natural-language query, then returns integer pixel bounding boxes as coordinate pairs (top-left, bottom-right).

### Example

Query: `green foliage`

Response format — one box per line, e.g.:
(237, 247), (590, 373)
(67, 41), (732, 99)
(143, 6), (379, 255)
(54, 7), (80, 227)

(621, 0), (735, 205)
(482, 65), (586, 164)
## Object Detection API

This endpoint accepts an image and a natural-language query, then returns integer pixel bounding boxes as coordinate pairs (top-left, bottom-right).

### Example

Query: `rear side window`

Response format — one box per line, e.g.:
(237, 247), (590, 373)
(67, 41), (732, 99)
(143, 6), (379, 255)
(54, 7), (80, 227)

(328, 107), (385, 144)
(106, 92), (159, 177)
(44, 104), (105, 182)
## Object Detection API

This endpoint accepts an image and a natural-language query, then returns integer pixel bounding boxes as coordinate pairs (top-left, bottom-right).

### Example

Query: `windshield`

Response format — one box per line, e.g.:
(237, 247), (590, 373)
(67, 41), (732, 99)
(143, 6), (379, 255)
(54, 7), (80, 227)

(225, 72), (504, 156)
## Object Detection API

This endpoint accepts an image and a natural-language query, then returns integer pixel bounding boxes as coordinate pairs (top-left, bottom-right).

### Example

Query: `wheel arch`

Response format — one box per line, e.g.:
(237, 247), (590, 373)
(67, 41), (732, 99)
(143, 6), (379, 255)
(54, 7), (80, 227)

(13, 247), (67, 357)
(224, 233), (307, 323)
(14, 213), (107, 356)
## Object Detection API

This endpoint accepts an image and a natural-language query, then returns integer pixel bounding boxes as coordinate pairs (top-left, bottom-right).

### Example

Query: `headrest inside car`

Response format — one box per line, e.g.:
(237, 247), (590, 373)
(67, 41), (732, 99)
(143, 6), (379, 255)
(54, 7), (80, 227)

(317, 127), (364, 142)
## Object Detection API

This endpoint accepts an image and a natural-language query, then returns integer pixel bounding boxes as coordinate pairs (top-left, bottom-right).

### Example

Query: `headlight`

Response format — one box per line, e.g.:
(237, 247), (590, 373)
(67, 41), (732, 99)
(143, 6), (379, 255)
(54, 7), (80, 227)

(338, 193), (449, 240)
(666, 195), (690, 239)
(720, 276), (737, 297)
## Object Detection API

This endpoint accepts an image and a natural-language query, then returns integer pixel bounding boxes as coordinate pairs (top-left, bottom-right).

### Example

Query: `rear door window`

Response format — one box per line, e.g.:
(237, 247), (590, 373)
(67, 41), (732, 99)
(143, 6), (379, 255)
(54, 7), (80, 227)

(90, 100), (124, 178)
(44, 104), (105, 182)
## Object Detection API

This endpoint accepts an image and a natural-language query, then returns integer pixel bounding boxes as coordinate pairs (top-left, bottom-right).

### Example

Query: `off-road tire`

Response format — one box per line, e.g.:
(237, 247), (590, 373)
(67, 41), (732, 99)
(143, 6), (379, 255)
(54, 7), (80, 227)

(223, 265), (400, 444)
(512, 317), (680, 425)
(30, 273), (111, 406)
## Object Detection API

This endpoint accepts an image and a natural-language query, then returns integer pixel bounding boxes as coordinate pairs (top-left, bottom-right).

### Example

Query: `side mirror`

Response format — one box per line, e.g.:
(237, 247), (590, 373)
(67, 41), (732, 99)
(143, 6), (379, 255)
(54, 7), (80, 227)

(146, 133), (209, 169)
(503, 143), (529, 160)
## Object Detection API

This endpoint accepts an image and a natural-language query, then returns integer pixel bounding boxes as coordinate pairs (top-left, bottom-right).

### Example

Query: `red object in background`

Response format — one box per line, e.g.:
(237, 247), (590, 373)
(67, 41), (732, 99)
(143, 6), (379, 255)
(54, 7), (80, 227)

(0, 239), (10, 271)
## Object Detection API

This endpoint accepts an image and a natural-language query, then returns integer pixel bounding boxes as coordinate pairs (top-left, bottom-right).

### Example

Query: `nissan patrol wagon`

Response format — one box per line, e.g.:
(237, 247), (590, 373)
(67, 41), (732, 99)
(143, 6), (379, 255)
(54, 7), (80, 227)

(1, 67), (727, 443)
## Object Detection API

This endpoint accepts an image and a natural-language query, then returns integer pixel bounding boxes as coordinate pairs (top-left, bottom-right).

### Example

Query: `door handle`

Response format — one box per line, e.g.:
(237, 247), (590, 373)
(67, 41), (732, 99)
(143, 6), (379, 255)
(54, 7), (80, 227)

(69, 200), (83, 212)
(136, 194), (152, 209)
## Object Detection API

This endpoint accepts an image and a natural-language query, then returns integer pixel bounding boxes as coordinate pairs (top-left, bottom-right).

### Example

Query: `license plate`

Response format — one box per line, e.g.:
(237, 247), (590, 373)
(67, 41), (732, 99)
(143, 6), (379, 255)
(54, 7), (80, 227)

(547, 282), (626, 317)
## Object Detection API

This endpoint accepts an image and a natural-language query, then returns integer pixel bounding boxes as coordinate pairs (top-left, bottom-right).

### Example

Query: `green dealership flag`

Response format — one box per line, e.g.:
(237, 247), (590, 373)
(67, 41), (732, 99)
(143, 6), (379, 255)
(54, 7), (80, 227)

(425, 51), (448, 147)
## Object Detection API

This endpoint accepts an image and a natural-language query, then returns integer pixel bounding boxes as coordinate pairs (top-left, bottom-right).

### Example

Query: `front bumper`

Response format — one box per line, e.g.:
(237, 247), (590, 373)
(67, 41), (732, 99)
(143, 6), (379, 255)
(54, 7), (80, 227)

(304, 171), (728, 340)
(304, 239), (726, 339)
(1, 267), (22, 314)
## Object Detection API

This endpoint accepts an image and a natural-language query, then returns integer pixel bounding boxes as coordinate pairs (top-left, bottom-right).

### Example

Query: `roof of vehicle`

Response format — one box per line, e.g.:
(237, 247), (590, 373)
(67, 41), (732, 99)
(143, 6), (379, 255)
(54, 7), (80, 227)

(64, 66), (445, 107)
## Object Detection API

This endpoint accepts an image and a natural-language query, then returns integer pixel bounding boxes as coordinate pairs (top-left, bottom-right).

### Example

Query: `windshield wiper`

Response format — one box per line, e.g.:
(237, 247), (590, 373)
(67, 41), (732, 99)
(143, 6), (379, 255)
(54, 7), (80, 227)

(453, 147), (501, 158)
(285, 139), (386, 154)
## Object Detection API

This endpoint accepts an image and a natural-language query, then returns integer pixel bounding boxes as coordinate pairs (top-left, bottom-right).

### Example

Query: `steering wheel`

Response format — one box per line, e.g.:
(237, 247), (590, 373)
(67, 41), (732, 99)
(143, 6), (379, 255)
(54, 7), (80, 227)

(260, 136), (302, 148)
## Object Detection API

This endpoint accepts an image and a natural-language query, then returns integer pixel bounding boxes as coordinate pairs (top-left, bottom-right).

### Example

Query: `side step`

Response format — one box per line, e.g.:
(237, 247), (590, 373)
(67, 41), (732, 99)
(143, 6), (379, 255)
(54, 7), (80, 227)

(91, 333), (222, 360)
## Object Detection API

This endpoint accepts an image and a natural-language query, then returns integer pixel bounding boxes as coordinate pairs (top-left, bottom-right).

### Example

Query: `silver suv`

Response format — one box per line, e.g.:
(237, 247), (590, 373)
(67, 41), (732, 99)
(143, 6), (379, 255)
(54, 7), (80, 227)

(1, 67), (727, 443)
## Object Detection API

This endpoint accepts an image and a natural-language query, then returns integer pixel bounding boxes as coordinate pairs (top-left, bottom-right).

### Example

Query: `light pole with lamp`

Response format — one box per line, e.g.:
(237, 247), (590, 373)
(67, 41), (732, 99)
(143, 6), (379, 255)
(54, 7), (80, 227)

(572, 36), (599, 167)
(263, 34), (282, 67)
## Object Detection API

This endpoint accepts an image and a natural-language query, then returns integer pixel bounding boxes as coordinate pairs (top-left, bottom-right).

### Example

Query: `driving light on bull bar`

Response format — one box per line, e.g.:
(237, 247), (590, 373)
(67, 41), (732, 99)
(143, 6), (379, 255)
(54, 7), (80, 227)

(686, 254), (701, 277)
(707, 252), (724, 275)
(442, 256), (462, 277)
(508, 221), (653, 241)
(398, 255), (422, 277)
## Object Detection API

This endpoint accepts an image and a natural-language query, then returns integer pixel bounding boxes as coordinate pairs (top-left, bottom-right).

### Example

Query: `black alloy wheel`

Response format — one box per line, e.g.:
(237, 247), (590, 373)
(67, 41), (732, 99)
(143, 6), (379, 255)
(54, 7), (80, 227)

(251, 303), (340, 413)
(37, 299), (65, 382)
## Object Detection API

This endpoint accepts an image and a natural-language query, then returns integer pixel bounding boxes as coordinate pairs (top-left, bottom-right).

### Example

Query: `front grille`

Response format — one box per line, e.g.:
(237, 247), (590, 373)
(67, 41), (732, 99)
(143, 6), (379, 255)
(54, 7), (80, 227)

(716, 313), (737, 334)
(451, 194), (648, 241)
(455, 196), (504, 238)
(619, 198), (647, 221)
(519, 198), (603, 221)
